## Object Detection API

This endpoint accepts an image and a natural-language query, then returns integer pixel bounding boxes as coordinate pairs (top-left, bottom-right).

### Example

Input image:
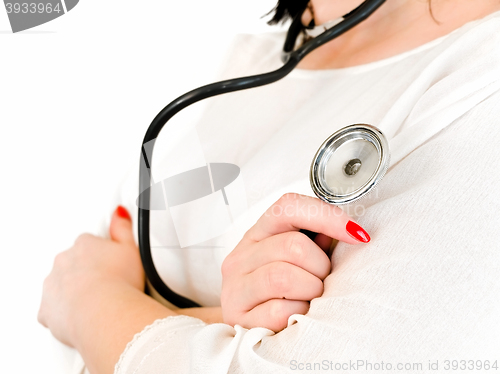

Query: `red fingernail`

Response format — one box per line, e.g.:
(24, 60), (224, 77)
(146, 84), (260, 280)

(116, 205), (131, 221)
(346, 221), (370, 243)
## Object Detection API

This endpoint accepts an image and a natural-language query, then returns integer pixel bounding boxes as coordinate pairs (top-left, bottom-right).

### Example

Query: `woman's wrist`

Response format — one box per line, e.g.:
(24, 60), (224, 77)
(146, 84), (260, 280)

(181, 306), (223, 324)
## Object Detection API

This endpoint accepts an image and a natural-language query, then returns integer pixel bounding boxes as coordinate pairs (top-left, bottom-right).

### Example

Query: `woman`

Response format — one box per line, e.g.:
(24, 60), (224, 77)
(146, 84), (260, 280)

(39, 0), (500, 373)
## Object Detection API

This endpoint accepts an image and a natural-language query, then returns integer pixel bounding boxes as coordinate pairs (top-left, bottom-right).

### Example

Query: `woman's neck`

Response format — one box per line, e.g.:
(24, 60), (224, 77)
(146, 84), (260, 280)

(298, 0), (500, 70)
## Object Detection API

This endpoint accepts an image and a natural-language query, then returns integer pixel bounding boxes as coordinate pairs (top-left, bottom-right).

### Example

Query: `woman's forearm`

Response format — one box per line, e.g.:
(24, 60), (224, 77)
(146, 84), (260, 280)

(72, 281), (224, 374)
(73, 281), (178, 374)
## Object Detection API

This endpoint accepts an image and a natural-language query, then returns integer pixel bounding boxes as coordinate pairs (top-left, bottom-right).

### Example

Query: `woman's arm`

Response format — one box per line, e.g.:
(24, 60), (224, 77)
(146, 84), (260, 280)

(73, 283), (223, 374)
(72, 280), (176, 374)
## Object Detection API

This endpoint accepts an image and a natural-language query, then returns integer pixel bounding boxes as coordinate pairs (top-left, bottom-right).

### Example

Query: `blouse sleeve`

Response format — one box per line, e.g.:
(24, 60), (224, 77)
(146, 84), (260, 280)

(114, 316), (277, 373)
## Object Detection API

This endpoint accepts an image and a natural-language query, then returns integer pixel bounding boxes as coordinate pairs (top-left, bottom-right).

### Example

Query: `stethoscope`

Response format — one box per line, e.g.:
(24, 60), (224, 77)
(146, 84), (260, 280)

(138, 0), (389, 308)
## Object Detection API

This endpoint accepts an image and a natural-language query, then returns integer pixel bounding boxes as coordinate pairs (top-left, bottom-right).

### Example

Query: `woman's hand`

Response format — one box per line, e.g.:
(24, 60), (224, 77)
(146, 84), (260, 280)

(38, 205), (179, 374)
(221, 193), (370, 332)
(38, 206), (224, 373)
(37, 206), (145, 348)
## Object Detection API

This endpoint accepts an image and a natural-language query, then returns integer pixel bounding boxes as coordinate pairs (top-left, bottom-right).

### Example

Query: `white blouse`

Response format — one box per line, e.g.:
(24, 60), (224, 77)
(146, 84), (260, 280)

(107, 9), (500, 374)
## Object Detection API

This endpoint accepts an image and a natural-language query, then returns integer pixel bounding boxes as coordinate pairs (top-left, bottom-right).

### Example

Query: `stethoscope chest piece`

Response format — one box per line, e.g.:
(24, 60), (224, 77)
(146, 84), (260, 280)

(310, 124), (390, 205)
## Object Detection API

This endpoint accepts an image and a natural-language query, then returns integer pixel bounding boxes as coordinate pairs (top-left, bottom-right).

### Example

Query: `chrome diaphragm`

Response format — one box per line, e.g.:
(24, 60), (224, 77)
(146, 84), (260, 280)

(310, 124), (390, 205)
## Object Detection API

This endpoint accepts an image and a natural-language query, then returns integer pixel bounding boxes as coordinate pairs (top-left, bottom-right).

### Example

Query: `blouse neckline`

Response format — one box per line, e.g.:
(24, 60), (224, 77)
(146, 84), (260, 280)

(288, 9), (500, 79)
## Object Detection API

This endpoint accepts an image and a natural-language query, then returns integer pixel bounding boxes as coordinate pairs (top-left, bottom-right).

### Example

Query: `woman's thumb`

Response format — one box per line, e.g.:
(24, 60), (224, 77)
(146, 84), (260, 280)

(109, 205), (136, 246)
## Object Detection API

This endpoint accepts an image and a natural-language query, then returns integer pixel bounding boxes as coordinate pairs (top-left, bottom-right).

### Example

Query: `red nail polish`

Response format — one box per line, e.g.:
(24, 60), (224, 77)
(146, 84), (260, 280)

(346, 221), (370, 243)
(116, 205), (131, 221)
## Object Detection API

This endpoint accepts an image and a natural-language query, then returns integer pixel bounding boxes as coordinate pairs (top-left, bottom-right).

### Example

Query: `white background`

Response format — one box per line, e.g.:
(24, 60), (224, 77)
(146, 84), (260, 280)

(0, 1), (282, 372)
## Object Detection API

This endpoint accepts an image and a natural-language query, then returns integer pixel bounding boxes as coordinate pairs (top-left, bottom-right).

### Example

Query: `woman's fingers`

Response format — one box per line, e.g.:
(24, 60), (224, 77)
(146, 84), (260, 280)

(227, 231), (331, 279)
(231, 261), (324, 312)
(314, 233), (334, 252)
(221, 194), (371, 332)
(246, 193), (370, 245)
(237, 299), (310, 332)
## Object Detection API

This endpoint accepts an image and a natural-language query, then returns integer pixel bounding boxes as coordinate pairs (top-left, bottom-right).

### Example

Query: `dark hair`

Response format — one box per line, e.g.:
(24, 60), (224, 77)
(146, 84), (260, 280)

(266, 0), (309, 25)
